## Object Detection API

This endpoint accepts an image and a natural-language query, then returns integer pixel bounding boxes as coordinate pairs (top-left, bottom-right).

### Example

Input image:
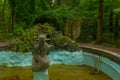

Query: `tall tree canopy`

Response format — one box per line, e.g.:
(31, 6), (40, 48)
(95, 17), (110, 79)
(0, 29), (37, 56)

(0, 0), (120, 46)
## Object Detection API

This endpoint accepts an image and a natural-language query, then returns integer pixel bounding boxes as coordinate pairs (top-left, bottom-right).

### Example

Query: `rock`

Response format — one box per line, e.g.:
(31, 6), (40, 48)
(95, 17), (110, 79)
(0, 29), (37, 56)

(63, 42), (81, 52)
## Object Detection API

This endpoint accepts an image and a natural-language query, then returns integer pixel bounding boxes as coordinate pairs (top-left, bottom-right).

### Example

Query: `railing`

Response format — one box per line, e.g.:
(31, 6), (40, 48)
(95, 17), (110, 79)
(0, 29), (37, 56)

(90, 53), (120, 75)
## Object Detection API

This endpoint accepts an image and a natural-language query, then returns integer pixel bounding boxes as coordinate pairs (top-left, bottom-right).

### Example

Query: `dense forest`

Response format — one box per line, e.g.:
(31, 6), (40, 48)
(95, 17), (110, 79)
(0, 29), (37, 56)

(0, 0), (120, 51)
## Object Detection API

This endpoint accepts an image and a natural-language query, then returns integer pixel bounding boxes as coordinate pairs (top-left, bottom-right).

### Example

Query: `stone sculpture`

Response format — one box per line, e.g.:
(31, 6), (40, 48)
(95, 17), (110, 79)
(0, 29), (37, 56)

(32, 34), (52, 80)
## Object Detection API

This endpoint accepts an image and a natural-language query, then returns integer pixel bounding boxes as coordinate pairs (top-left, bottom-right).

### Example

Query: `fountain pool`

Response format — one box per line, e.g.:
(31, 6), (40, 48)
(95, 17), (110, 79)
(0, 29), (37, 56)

(0, 50), (120, 80)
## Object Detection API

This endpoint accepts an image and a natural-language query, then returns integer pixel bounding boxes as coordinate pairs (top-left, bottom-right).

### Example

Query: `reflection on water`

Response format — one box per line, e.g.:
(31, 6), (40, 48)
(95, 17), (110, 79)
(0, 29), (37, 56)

(0, 66), (33, 80)
(48, 64), (112, 80)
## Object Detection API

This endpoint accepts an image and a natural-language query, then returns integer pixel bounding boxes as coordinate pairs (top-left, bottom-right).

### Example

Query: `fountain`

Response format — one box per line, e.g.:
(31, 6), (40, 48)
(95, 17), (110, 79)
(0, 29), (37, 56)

(0, 38), (120, 80)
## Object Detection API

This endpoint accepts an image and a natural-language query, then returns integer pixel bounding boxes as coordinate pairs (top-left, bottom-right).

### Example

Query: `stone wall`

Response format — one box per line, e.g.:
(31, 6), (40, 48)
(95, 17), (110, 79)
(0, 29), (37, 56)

(64, 20), (81, 40)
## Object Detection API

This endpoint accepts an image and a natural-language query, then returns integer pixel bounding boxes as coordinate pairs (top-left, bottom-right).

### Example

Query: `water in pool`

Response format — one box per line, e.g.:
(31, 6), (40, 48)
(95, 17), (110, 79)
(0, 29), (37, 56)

(0, 66), (33, 80)
(0, 65), (112, 80)
(48, 64), (112, 80)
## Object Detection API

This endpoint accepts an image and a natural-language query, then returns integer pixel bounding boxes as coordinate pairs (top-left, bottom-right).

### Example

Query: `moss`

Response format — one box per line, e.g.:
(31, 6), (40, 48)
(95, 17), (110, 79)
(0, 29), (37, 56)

(49, 64), (112, 80)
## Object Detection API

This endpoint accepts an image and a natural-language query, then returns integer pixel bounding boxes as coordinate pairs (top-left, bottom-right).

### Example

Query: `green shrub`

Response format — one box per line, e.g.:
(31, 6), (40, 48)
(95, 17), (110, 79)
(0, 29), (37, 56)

(52, 33), (73, 49)
(0, 33), (11, 41)
(11, 25), (39, 52)
(13, 23), (25, 36)
(11, 23), (55, 52)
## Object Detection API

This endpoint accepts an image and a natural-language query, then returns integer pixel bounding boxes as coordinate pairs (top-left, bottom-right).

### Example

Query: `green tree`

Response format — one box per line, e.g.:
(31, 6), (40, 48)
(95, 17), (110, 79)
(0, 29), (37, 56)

(8, 0), (16, 32)
(97, 0), (104, 43)
(0, 0), (6, 32)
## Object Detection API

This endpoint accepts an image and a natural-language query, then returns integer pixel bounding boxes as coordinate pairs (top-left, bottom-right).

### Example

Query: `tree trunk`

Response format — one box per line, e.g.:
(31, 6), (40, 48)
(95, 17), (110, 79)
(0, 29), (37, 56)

(7, 0), (16, 32)
(11, 9), (14, 32)
(1, 0), (6, 32)
(109, 9), (113, 32)
(96, 0), (104, 43)
(10, 2), (16, 32)
(58, 0), (63, 6)
(114, 13), (119, 39)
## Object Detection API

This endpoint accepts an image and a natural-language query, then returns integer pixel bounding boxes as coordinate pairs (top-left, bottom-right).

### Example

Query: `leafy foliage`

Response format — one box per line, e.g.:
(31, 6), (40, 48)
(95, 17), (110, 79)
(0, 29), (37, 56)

(11, 25), (39, 52)
(10, 23), (78, 52)
(10, 23), (56, 52)
(0, 0), (120, 51)
(52, 33), (73, 49)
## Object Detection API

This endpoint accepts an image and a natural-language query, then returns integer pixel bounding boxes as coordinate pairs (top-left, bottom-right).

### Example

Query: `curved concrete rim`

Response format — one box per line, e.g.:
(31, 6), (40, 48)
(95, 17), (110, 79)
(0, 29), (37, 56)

(81, 45), (120, 65)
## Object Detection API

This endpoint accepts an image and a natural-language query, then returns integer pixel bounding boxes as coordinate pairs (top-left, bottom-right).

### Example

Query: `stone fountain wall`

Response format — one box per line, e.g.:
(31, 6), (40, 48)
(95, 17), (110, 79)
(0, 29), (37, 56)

(64, 20), (81, 40)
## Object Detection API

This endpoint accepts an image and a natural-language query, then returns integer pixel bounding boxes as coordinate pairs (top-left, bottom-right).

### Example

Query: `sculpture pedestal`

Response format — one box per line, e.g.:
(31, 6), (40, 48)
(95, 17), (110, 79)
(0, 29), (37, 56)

(33, 70), (49, 80)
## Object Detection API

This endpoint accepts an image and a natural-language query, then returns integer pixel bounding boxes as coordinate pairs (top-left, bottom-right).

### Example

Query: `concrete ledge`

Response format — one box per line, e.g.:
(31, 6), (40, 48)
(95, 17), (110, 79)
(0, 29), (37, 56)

(81, 45), (120, 65)
(0, 41), (11, 51)
(0, 41), (10, 47)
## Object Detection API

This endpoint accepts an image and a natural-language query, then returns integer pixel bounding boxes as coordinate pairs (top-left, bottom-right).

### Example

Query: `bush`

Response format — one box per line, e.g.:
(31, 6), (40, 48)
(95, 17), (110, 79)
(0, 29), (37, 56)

(10, 23), (82, 52)
(11, 23), (55, 52)
(52, 33), (73, 49)
(13, 23), (26, 36)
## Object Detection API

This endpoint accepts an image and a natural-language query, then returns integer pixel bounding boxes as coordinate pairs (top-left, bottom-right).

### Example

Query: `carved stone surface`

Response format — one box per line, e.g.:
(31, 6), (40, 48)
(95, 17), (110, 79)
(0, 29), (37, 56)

(64, 20), (81, 40)
(32, 34), (52, 72)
